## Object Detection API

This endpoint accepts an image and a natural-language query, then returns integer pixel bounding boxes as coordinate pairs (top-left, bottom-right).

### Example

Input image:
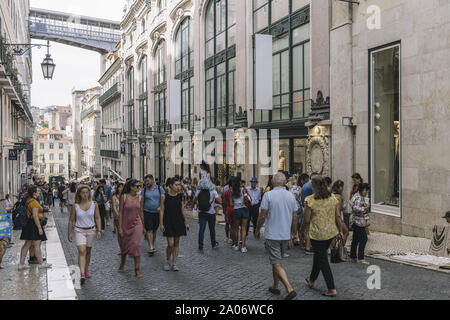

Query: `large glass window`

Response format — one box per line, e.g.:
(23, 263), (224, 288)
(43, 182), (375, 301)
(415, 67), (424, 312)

(204, 0), (236, 129)
(175, 18), (194, 131)
(155, 142), (166, 183)
(371, 44), (401, 216)
(154, 41), (167, 133)
(139, 56), (148, 134)
(253, 2), (310, 124)
(127, 67), (135, 134)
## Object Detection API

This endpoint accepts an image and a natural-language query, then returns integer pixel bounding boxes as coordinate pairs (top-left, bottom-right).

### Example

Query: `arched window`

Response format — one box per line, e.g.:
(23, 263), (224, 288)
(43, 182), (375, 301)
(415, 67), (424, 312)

(204, 0), (236, 129)
(127, 67), (135, 135)
(175, 17), (194, 131)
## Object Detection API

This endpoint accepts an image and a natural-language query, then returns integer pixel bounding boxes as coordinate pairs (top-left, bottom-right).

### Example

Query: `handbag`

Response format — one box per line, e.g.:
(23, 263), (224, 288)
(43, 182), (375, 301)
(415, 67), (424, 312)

(330, 237), (347, 263)
(354, 213), (371, 228)
(105, 201), (111, 212)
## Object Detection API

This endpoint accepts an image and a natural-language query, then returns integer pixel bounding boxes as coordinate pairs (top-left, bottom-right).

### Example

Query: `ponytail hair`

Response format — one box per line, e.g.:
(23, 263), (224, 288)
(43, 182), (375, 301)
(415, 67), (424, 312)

(311, 175), (331, 200)
(331, 180), (344, 195)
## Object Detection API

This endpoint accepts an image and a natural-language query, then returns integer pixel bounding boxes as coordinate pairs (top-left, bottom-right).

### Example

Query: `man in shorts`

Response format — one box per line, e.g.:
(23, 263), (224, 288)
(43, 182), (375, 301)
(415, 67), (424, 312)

(255, 172), (298, 300)
(141, 175), (165, 256)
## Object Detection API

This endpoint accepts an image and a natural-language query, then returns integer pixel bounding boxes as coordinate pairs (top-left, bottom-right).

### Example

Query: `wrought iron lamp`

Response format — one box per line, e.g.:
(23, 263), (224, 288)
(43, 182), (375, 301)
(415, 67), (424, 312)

(41, 41), (55, 80)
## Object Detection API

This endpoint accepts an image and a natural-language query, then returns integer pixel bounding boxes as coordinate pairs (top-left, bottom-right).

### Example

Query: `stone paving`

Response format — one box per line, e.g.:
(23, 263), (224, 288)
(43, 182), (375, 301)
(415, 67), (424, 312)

(52, 203), (450, 300)
(0, 230), (48, 300)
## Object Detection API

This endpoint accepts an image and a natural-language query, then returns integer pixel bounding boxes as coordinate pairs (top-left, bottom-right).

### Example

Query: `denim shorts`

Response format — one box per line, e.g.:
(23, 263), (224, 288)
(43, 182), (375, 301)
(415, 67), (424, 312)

(234, 207), (250, 220)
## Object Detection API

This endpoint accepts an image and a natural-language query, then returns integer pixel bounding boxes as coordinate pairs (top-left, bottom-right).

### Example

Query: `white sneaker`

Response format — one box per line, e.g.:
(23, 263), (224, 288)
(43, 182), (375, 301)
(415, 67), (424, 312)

(18, 264), (30, 271)
(241, 247), (248, 253)
(232, 245), (239, 251)
(227, 238), (233, 245)
(38, 262), (52, 269)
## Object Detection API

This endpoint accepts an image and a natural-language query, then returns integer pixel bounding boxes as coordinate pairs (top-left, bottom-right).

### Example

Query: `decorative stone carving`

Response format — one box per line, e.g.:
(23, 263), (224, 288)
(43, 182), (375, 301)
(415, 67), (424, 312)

(153, 31), (160, 42)
(306, 135), (330, 176)
(176, 8), (184, 19)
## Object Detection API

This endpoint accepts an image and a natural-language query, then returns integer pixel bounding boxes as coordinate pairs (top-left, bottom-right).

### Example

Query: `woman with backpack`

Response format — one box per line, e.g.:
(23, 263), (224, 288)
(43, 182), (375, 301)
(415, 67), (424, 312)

(160, 177), (189, 271)
(350, 183), (371, 265)
(18, 185), (52, 270)
(230, 177), (251, 253)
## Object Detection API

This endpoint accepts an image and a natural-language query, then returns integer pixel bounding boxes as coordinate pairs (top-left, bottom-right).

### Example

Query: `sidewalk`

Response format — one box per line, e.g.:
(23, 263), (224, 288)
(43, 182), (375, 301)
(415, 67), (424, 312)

(0, 214), (78, 300)
(188, 208), (450, 274)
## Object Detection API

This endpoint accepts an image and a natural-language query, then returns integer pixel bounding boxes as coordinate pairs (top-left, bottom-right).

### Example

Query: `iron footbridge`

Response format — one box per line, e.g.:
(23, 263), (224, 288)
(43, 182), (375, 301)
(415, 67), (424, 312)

(29, 8), (121, 54)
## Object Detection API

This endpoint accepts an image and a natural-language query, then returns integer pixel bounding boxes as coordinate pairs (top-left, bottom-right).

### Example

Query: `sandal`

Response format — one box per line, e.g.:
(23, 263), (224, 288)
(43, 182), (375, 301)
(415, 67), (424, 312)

(135, 270), (143, 278)
(268, 287), (281, 295)
(322, 291), (337, 298)
(305, 278), (314, 289)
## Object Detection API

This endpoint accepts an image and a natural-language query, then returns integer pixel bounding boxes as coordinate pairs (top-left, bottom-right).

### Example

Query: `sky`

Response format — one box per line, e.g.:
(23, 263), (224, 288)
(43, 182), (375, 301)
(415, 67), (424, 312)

(30, 0), (126, 108)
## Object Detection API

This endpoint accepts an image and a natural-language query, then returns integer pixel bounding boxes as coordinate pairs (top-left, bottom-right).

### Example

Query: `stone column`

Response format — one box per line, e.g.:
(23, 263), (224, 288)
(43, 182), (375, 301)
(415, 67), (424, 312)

(311, 0), (331, 98)
(330, 1), (354, 197)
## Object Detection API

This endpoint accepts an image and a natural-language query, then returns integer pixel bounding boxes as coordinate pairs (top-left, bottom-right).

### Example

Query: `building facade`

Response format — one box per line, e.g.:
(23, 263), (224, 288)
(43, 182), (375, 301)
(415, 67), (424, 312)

(99, 48), (125, 179)
(329, 0), (450, 238)
(79, 87), (102, 178)
(0, 0), (34, 199)
(119, 0), (449, 238)
(34, 128), (71, 182)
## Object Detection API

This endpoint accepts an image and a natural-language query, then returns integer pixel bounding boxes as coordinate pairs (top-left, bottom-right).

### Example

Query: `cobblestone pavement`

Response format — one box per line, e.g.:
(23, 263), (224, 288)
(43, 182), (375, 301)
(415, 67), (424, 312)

(0, 230), (48, 300)
(52, 203), (449, 300)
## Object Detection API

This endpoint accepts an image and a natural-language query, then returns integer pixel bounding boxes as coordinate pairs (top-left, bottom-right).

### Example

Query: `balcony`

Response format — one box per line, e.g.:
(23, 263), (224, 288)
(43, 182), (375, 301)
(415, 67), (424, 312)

(0, 36), (33, 124)
(100, 150), (119, 159)
(80, 106), (95, 120)
(99, 82), (120, 106)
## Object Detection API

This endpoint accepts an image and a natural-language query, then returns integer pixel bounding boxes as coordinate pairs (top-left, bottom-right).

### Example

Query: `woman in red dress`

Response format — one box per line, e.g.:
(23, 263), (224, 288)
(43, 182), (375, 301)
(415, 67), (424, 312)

(118, 179), (145, 277)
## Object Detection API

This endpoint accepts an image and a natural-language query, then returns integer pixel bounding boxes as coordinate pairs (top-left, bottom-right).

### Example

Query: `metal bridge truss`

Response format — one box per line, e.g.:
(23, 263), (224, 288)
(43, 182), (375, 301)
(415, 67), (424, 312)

(29, 8), (121, 54)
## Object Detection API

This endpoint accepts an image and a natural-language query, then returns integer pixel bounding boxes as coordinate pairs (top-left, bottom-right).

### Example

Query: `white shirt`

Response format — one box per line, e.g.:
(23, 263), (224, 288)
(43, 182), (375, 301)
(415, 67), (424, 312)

(247, 186), (261, 206)
(75, 202), (96, 228)
(260, 187), (298, 241)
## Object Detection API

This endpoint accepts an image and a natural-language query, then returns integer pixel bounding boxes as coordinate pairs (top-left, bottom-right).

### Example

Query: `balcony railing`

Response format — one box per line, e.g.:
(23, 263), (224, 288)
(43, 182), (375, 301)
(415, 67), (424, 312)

(0, 35), (33, 123)
(99, 82), (120, 106)
(100, 150), (119, 159)
(80, 106), (95, 119)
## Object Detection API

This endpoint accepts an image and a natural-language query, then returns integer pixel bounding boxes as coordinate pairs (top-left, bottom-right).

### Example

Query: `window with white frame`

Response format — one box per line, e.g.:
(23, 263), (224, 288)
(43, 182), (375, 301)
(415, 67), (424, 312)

(370, 43), (401, 217)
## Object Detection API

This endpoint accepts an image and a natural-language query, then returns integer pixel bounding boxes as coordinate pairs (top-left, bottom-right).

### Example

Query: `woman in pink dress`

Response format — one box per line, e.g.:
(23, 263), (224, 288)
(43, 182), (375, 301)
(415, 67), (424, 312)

(118, 179), (145, 277)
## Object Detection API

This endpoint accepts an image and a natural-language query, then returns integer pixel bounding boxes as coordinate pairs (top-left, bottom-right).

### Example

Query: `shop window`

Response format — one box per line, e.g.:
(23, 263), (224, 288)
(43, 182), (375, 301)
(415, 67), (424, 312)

(370, 44), (401, 216)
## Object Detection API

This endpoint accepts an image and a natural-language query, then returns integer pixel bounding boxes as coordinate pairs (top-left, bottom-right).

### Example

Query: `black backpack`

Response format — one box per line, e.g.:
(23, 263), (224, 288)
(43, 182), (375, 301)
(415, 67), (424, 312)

(198, 189), (212, 213)
(13, 198), (28, 230)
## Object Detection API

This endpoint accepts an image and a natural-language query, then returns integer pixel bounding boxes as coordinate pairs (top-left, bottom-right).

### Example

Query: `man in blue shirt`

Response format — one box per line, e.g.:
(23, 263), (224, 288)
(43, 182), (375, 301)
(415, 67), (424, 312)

(246, 177), (262, 236)
(255, 172), (298, 300)
(141, 174), (165, 256)
(100, 179), (112, 226)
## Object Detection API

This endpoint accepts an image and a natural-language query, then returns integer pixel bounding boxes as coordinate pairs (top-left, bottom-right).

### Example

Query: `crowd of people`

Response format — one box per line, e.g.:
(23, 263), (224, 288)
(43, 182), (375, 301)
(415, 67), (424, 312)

(15, 165), (375, 300)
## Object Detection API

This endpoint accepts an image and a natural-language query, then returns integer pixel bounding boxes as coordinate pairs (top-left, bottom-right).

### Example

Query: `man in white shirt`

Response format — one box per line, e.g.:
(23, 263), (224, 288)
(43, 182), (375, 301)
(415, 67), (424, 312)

(255, 172), (298, 300)
(194, 189), (222, 251)
(246, 177), (262, 236)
